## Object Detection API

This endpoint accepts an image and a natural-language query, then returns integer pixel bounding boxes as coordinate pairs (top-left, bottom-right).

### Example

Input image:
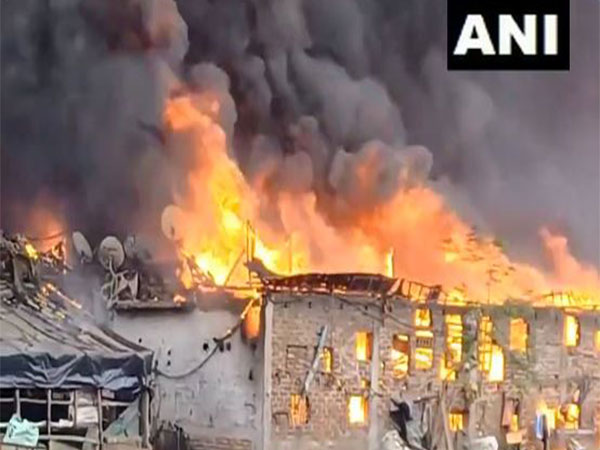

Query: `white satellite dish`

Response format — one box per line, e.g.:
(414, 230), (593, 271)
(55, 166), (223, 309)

(161, 204), (185, 241)
(98, 236), (125, 270)
(72, 231), (93, 262)
(124, 234), (152, 262)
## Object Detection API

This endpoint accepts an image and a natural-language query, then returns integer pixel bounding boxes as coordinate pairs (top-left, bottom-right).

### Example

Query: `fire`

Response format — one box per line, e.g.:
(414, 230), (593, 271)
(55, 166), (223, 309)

(163, 92), (599, 306)
(564, 315), (580, 347)
(537, 400), (556, 431)
(348, 395), (367, 425)
(24, 243), (39, 261)
(355, 332), (372, 362)
(488, 344), (504, 382)
(173, 294), (187, 305)
(242, 302), (261, 341)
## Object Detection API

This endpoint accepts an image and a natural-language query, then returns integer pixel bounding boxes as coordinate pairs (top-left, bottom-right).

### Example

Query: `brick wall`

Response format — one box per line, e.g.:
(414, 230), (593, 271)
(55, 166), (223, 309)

(267, 293), (600, 450)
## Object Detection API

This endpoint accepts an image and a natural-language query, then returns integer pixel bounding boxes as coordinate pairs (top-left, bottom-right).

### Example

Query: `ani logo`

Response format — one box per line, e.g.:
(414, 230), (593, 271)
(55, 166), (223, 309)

(447, 0), (569, 70)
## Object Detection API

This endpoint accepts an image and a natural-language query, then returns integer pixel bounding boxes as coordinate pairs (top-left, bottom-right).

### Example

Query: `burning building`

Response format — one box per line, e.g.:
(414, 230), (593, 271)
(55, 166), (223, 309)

(102, 256), (600, 450)
(1, 0), (599, 449)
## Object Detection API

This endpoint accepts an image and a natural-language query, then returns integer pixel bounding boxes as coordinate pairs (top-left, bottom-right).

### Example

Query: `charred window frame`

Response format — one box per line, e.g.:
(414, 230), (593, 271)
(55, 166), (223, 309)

(448, 410), (468, 432)
(441, 314), (463, 381)
(414, 308), (434, 370)
(289, 394), (310, 426)
(509, 318), (528, 353)
(391, 334), (410, 378)
(478, 316), (504, 382)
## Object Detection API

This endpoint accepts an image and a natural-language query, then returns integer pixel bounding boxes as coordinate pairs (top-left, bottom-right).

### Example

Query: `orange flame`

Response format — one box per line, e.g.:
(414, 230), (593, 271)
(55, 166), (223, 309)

(163, 93), (600, 306)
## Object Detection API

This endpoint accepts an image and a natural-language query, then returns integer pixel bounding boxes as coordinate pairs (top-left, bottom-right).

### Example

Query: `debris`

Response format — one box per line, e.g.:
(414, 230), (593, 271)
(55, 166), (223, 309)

(467, 436), (498, 450)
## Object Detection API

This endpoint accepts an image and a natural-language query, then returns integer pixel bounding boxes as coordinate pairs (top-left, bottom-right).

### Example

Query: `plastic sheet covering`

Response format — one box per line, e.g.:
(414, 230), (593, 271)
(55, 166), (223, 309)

(3, 415), (40, 446)
(0, 300), (152, 392)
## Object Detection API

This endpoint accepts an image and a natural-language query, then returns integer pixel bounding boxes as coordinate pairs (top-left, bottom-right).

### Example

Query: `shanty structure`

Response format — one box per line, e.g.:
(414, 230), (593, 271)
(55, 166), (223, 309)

(0, 234), (153, 449)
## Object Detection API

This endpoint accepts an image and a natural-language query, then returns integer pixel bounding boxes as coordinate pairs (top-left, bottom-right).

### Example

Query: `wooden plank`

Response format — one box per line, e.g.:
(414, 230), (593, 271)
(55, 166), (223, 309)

(15, 389), (20, 417)
(37, 434), (100, 444)
(73, 390), (78, 429)
(19, 398), (72, 405)
(47, 389), (52, 438)
(140, 390), (150, 448)
(97, 389), (104, 449)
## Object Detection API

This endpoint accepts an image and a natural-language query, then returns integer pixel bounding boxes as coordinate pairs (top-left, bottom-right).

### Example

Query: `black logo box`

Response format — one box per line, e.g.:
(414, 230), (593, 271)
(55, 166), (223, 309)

(447, 0), (570, 71)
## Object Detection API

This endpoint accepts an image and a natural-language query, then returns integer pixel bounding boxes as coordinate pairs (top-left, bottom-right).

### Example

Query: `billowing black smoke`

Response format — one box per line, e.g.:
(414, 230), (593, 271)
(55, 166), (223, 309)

(1, 0), (598, 266)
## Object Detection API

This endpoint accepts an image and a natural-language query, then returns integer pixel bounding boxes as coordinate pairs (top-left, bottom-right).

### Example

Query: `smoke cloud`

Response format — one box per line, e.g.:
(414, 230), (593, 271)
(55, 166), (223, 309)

(1, 0), (598, 268)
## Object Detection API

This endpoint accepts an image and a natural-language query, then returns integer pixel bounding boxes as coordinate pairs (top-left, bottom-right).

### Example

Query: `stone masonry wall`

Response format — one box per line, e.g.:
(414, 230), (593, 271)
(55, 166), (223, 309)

(268, 293), (600, 450)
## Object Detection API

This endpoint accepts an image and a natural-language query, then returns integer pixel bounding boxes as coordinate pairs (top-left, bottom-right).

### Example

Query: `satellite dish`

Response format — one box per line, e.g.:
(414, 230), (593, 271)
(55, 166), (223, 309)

(72, 231), (93, 262)
(124, 234), (152, 262)
(98, 236), (125, 270)
(161, 204), (185, 241)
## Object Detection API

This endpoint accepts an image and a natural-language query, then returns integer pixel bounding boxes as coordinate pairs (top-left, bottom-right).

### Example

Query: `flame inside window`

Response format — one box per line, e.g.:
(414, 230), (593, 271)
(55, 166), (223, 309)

(449, 412), (465, 431)
(415, 330), (434, 370)
(509, 318), (528, 352)
(478, 316), (493, 373)
(564, 315), (580, 347)
(391, 334), (410, 378)
(415, 308), (432, 328)
(348, 395), (368, 425)
(441, 314), (463, 381)
(537, 401), (557, 431)
(558, 403), (580, 430)
(488, 344), (505, 382)
(595, 331), (600, 352)
(509, 413), (520, 432)
(321, 347), (333, 373)
(356, 332), (373, 362)
(290, 394), (309, 426)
